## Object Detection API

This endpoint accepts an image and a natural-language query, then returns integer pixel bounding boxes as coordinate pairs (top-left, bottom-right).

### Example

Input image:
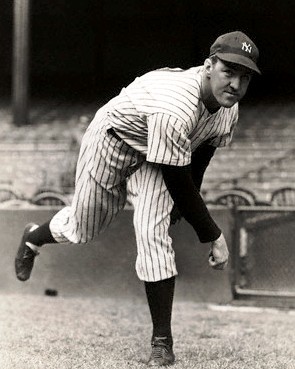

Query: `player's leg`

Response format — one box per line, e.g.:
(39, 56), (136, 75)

(15, 178), (128, 281)
(15, 115), (143, 281)
(128, 162), (177, 282)
(48, 120), (143, 243)
(128, 162), (176, 366)
(144, 277), (176, 366)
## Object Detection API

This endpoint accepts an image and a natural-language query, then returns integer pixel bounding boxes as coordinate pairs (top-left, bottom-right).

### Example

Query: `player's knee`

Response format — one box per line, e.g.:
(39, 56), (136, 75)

(135, 221), (154, 242)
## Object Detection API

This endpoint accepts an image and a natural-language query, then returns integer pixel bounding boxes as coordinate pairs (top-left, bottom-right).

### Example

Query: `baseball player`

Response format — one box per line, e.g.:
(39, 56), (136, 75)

(15, 31), (260, 366)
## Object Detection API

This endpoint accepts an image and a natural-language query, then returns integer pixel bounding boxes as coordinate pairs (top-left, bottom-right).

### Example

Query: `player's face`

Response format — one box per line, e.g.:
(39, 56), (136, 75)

(205, 58), (253, 109)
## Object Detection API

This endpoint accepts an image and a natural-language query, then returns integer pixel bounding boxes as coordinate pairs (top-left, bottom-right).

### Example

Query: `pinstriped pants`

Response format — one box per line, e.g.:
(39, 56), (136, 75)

(49, 108), (178, 282)
(128, 162), (178, 281)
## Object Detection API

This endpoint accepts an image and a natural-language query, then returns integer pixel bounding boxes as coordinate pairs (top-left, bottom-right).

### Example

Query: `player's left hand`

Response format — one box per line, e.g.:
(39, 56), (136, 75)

(208, 233), (229, 270)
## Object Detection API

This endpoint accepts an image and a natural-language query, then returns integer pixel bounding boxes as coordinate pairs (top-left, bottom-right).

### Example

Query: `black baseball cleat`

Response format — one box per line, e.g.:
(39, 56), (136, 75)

(147, 337), (175, 367)
(15, 223), (40, 281)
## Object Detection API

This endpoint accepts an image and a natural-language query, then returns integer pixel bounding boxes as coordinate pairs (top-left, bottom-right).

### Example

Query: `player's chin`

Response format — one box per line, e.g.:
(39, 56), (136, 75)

(219, 96), (239, 108)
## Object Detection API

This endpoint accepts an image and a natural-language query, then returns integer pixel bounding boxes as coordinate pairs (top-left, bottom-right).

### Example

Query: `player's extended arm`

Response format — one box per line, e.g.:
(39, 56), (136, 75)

(169, 143), (216, 224)
(161, 162), (221, 243)
(162, 160), (229, 269)
(191, 143), (216, 191)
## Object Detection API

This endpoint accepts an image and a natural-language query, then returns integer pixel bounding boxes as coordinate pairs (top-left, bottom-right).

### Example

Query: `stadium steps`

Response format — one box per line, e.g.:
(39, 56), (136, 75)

(1, 100), (295, 205)
(202, 140), (295, 204)
(201, 101), (295, 203)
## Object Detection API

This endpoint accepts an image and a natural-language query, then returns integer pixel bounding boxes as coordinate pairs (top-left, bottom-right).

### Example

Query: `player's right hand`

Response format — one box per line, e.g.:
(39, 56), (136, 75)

(208, 233), (229, 270)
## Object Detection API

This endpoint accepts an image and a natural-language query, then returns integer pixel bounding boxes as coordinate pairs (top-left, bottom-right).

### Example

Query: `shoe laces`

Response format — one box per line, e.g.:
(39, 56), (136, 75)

(151, 337), (171, 358)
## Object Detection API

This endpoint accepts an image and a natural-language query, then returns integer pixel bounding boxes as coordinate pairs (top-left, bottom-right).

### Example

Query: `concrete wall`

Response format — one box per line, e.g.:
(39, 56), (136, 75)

(1, 207), (233, 303)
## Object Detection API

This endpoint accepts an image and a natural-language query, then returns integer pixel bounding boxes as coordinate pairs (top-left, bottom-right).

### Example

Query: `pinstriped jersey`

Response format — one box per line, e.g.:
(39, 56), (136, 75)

(106, 66), (239, 166)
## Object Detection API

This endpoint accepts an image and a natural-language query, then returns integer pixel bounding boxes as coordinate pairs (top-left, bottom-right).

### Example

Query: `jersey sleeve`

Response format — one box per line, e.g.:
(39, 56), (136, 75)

(209, 110), (239, 147)
(146, 113), (191, 166)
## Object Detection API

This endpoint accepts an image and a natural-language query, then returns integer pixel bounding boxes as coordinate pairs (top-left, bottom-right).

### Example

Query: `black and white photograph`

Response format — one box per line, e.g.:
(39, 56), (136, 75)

(0, 1), (295, 368)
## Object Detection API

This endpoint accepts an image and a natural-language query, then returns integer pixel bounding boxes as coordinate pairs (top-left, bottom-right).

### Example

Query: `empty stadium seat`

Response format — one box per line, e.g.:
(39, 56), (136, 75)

(214, 189), (256, 207)
(271, 187), (295, 206)
(31, 191), (70, 206)
(0, 185), (22, 203)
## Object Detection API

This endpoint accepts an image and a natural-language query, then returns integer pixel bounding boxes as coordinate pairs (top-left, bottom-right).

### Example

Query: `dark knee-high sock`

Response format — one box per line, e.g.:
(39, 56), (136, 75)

(27, 220), (57, 246)
(145, 276), (175, 343)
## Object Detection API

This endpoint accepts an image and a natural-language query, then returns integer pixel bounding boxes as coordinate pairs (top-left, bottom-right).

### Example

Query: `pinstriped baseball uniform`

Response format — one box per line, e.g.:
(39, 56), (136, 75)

(49, 66), (238, 281)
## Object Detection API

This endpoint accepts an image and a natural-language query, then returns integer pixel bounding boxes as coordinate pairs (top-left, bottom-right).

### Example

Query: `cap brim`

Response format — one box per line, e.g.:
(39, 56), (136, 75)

(215, 52), (261, 74)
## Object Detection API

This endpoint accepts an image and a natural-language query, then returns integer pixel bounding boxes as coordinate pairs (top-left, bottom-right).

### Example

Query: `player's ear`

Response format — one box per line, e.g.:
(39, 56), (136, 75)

(204, 58), (213, 77)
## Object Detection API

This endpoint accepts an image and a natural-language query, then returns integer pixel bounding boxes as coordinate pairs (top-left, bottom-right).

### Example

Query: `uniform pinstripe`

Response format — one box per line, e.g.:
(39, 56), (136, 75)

(50, 106), (145, 244)
(49, 66), (238, 281)
(128, 162), (176, 281)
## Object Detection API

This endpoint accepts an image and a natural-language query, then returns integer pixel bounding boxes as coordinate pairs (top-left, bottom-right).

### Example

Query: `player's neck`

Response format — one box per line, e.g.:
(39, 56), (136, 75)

(200, 73), (220, 114)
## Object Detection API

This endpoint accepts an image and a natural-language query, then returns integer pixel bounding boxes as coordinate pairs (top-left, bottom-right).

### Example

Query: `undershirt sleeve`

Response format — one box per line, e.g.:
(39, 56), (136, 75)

(191, 143), (216, 190)
(161, 163), (221, 243)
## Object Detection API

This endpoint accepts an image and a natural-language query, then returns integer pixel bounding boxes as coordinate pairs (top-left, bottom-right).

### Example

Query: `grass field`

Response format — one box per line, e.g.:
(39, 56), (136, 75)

(0, 294), (294, 369)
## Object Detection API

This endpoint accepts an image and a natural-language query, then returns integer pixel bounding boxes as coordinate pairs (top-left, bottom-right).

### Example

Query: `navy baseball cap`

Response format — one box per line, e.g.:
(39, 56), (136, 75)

(209, 31), (261, 74)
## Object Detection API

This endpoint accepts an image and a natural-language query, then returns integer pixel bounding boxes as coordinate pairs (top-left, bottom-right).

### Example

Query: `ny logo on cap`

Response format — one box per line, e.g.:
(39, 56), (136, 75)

(242, 42), (252, 53)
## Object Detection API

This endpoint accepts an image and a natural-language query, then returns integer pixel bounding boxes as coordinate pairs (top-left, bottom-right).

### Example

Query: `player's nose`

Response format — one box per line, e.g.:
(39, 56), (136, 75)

(229, 76), (241, 91)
